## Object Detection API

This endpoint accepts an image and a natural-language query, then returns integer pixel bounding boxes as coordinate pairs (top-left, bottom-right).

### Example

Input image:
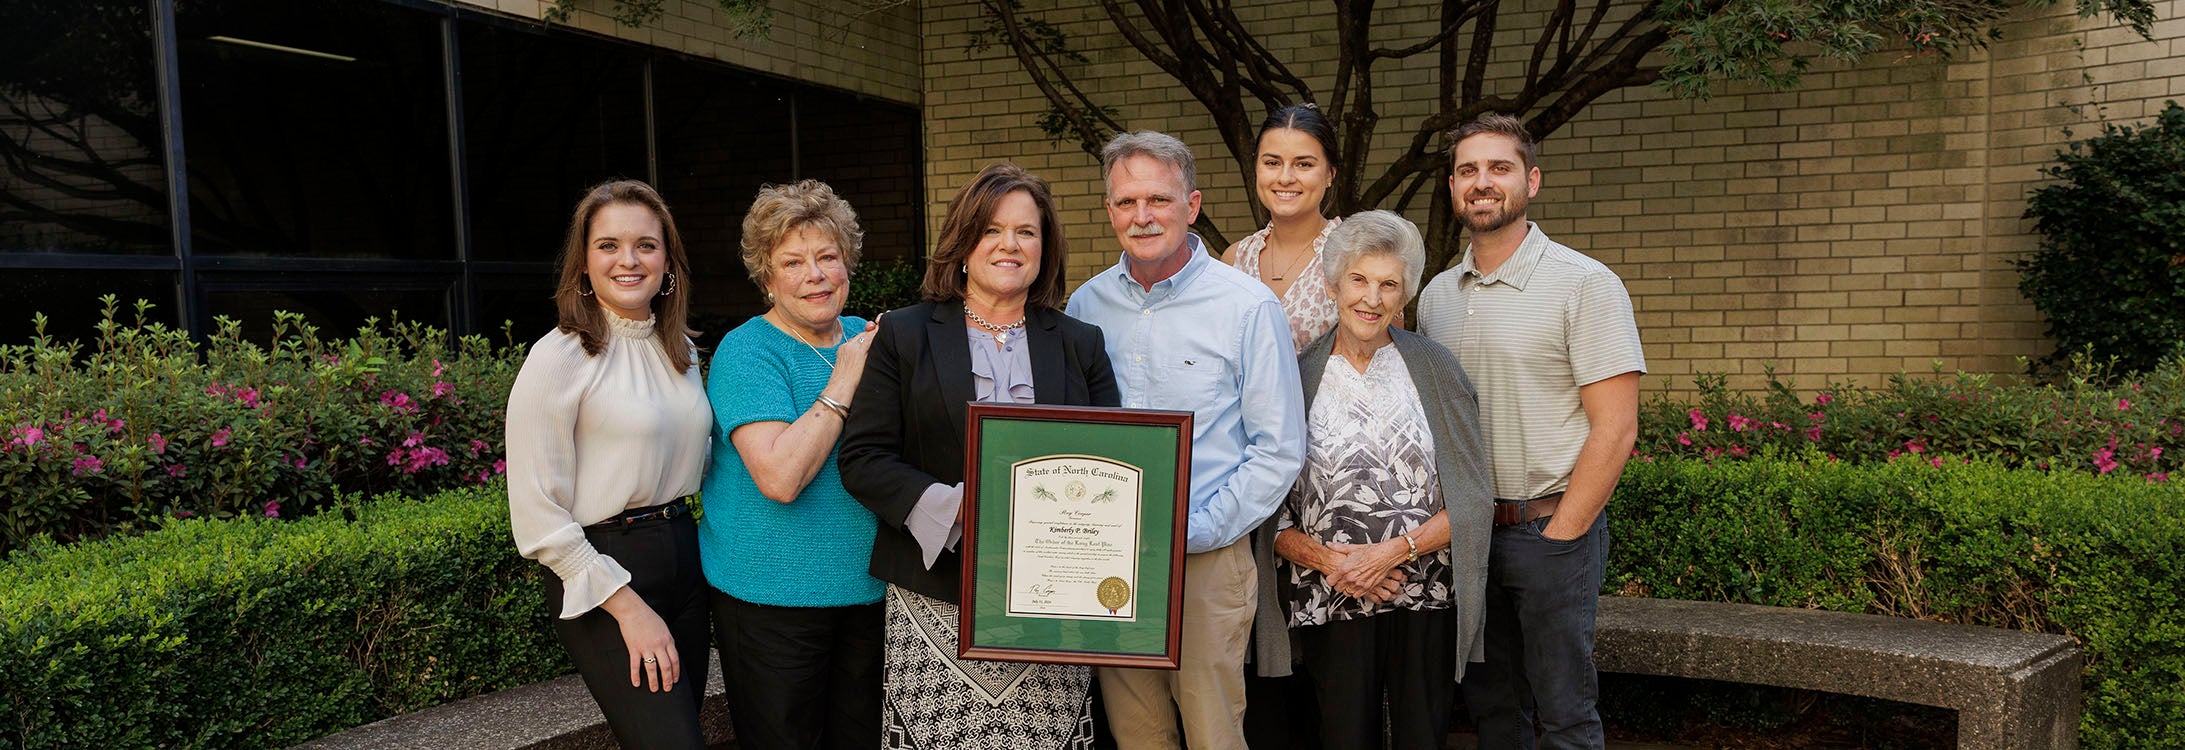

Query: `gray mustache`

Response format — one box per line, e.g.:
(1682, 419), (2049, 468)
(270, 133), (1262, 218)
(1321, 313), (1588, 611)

(1127, 223), (1166, 238)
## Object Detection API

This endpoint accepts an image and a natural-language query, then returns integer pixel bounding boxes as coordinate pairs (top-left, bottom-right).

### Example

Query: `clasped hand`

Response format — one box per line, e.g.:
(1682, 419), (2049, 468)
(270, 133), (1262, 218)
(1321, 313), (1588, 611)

(1322, 540), (1408, 606)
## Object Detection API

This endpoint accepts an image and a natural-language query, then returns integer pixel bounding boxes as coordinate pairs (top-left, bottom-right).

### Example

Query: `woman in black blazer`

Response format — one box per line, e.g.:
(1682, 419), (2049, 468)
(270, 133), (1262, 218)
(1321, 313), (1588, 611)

(840, 163), (1119, 750)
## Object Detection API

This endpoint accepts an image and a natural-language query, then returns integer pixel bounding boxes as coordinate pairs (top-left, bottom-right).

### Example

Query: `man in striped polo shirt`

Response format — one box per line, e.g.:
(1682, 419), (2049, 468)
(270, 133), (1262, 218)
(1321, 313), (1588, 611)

(1415, 114), (1645, 750)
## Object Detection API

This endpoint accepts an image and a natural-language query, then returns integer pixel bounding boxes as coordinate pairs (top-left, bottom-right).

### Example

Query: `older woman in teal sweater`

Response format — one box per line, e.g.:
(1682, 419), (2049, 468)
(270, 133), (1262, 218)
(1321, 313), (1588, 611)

(700, 179), (885, 750)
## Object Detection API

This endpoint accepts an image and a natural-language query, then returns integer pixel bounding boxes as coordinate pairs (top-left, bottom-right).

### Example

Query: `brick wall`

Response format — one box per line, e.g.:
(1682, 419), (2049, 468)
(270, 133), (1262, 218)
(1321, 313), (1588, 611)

(920, 0), (2185, 393)
(455, 0), (921, 105)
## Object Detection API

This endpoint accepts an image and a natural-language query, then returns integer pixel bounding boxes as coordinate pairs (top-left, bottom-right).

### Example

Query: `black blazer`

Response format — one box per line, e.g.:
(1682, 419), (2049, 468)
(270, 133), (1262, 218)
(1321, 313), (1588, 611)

(839, 300), (1122, 603)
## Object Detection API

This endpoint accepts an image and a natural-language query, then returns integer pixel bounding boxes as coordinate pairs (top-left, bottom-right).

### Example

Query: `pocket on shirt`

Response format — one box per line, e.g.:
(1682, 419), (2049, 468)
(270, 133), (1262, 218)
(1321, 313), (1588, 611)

(1156, 358), (1231, 416)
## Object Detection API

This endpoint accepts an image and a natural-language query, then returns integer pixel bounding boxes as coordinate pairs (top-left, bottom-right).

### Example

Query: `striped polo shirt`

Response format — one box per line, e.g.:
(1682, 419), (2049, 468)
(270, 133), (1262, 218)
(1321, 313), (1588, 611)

(1415, 223), (1646, 501)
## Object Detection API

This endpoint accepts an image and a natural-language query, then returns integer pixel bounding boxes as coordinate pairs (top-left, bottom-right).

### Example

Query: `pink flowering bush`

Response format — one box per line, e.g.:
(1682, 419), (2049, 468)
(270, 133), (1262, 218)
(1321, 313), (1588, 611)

(1639, 355), (2185, 481)
(0, 297), (523, 551)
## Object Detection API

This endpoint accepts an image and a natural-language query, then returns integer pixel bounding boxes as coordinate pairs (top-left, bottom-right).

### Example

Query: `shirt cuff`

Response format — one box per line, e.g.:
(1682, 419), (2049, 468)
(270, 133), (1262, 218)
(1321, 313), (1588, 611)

(552, 546), (633, 619)
(908, 482), (965, 569)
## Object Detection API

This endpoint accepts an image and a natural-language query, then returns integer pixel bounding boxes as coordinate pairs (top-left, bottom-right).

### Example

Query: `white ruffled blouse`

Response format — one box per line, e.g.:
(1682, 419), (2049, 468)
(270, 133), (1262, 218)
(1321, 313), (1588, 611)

(505, 313), (711, 618)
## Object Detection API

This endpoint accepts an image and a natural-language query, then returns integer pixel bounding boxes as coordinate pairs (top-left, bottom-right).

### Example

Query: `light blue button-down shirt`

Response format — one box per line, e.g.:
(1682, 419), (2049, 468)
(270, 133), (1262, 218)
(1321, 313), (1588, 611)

(1067, 234), (1307, 553)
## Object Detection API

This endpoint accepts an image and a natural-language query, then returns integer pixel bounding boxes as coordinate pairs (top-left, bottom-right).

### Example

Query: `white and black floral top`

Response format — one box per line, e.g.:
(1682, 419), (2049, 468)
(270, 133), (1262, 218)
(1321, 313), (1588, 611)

(1278, 343), (1453, 626)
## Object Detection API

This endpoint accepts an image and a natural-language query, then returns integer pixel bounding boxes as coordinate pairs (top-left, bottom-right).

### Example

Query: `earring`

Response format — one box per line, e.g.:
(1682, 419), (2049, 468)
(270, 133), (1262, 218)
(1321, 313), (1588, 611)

(579, 278), (595, 297)
(658, 272), (676, 297)
(764, 291), (775, 306)
(960, 264), (968, 275)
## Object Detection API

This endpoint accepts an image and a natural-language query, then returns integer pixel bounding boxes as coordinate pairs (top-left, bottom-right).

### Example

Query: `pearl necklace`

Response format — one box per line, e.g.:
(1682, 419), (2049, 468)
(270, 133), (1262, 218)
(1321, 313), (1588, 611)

(964, 308), (1026, 345)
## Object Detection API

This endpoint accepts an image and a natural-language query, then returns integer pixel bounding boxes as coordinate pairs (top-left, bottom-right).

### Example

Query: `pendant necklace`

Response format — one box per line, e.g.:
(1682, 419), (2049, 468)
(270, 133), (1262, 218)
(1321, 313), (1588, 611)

(774, 312), (839, 369)
(1263, 231), (1314, 283)
(965, 308), (1026, 345)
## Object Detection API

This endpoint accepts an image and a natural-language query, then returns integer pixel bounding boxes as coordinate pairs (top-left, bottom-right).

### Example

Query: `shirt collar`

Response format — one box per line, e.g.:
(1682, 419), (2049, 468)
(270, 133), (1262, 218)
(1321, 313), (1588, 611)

(1108, 233), (1211, 302)
(1454, 222), (1546, 291)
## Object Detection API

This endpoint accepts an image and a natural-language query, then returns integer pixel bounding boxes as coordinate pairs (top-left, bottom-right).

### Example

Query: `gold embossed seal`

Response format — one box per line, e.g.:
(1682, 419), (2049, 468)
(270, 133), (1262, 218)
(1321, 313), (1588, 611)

(1096, 576), (1132, 612)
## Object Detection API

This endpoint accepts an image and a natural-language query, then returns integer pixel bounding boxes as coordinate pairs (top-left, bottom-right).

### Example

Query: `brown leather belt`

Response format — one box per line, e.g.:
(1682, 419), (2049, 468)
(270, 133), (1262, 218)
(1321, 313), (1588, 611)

(1492, 492), (1563, 526)
(588, 495), (696, 529)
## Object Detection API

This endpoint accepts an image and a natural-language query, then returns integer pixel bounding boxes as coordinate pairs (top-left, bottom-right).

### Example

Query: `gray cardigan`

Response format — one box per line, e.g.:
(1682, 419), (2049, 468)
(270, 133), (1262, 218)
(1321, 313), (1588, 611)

(1250, 326), (1493, 681)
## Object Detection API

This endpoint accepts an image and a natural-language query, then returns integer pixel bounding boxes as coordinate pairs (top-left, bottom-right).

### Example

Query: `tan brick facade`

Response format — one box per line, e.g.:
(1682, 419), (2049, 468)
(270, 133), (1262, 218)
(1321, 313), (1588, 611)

(454, 0), (920, 105)
(920, 0), (2185, 393)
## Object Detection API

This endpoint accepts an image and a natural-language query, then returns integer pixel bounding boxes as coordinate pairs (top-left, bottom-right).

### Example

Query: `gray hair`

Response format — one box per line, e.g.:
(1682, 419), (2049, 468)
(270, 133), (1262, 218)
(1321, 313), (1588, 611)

(1100, 130), (1197, 194)
(1321, 210), (1427, 303)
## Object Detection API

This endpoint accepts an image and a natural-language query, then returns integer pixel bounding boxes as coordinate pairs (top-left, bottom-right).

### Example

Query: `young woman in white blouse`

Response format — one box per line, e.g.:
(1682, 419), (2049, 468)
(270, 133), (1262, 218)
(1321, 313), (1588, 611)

(505, 180), (713, 749)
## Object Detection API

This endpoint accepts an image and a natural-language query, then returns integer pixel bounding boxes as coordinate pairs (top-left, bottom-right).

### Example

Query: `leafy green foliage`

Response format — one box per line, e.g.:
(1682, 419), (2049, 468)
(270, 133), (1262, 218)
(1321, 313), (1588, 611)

(0, 485), (567, 749)
(1638, 356), (2185, 480)
(0, 297), (523, 552)
(1613, 456), (2185, 748)
(544, 0), (773, 37)
(843, 256), (926, 321)
(2018, 101), (2185, 376)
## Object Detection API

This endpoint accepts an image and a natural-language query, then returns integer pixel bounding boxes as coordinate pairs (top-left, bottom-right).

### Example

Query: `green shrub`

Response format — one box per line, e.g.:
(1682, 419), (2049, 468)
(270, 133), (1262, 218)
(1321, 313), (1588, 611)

(0, 297), (524, 551)
(1612, 456), (2185, 749)
(0, 484), (566, 749)
(1640, 357), (2185, 480)
(2017, 100), (2185, 376)
(844, 255), (927, 320)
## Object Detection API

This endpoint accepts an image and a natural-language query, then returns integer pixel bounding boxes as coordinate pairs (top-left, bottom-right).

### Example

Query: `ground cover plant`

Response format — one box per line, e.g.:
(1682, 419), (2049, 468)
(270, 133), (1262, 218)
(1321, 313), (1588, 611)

(0, 297), (522, 551)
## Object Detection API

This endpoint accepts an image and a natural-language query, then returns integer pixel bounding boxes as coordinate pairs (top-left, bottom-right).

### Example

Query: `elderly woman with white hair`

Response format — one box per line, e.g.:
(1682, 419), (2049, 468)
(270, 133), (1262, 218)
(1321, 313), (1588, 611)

(1249, 210), (1494, 749)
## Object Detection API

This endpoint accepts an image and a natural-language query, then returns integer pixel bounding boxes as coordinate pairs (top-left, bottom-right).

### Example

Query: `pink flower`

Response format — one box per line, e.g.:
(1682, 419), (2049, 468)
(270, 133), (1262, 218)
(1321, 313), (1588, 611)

(1688, 409), (1709, 431)
(1815, 393), (1834, 406)
(1727, 445), (1748, 457)
(492, 459), (506, 475)
(2117, 399), (2132, 411)
(148, 432), (168, 454)
(430, 381), (456, 399)
(1727, 414), (1755, 432)
(1930, 457), (1944, 468)
(1804, 426), (1822, 442)
(1887, 449), (1902, 460)
(380, 390), (419, 414)
(1807, 412), (1826, 423)
(432, 358), (446, 377)
(2148, 472), (2169, 483)
(211, 427), (231, 448)
(2093, 445), (2119, 475)
(1703, 447), (1722, 459)
(71, 456), (105, 476)
(8, 426), (43, 447)
(386, 448), (406, 467)
(174, 509), (194, 518)
(237, 388), (262, 409)
(1904, 441), (1925, 455)
(2150, 446), (2164, 462)
(404, 445), (450, 474)
(166, 463), (187, 478)
(468, 439), (489, 456)
(1769, 422), (1788, 431)
(292, 456), (308, 469)
(1676, 431), (1693, 446)
(263, 500), (281, 518)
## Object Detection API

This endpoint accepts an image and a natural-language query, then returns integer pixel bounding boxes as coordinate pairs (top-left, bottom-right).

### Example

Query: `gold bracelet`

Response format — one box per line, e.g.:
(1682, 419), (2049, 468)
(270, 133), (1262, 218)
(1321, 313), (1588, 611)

(1402, 532), (1419, 562)
(814, 394), (851, 419)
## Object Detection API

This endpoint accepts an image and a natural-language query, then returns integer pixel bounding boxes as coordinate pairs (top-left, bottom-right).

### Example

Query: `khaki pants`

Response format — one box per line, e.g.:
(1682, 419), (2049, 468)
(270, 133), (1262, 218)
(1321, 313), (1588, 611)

(1098, 539), (1256, 750)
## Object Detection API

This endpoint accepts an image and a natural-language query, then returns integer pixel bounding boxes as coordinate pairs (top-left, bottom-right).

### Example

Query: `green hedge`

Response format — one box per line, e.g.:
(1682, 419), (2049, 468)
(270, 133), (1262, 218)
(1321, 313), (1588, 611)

(0, 485), (566, 749)
(1612, 456), (2185, 748)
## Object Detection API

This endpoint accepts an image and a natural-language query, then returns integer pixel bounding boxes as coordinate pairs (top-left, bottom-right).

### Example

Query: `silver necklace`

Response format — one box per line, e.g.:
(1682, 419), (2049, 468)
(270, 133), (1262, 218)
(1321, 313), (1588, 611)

(773, 312), (839, 369)
(1262, 230), (1314, 282)
(964, 308), (1026, 345)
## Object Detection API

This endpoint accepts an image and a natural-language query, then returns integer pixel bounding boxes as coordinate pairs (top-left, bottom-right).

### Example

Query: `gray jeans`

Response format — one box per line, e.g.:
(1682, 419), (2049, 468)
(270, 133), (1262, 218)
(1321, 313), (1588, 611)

(1461, 511), (1609, 750)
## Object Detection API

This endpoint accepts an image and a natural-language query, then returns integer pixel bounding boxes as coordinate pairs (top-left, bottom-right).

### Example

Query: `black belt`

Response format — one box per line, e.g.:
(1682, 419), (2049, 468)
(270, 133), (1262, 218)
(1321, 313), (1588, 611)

(587, 495), (696, 529)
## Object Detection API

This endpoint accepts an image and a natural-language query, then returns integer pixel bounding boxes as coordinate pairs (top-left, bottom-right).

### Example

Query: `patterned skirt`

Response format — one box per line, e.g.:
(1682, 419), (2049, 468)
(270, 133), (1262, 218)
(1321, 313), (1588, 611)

(882, 585), (1096, 750)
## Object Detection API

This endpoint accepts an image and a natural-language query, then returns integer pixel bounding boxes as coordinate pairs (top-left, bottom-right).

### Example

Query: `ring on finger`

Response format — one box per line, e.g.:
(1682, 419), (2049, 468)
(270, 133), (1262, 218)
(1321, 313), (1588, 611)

(642, 656), (658, 664)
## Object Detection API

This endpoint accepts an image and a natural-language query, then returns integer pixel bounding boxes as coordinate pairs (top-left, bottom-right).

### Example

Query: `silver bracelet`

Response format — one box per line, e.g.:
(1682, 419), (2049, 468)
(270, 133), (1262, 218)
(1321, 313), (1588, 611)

(814, 394), (851, 419)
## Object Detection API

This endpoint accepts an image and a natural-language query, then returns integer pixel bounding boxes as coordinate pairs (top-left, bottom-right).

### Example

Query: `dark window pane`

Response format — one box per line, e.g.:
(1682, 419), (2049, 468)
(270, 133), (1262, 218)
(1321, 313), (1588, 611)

(203, 277), (451, 343)
(460, 20), (648, 263)
(177, 0), (453, 259)
(0, 0), (171, 254)
(653, 58), (792, 326)
(0, 270), (179, 345)
(474, 273), (559, 346)
(798, 90), (921, 265)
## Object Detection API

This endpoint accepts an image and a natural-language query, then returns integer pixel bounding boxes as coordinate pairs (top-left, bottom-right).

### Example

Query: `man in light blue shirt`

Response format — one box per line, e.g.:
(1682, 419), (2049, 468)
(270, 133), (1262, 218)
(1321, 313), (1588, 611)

(1067, 130), (1306, 750)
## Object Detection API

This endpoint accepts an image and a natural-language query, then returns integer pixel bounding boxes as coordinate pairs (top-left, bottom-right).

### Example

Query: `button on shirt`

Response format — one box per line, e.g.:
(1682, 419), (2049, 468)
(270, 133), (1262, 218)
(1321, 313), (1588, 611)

(1414, 223), (1646, 501)
(1067, 234), (1307, 553)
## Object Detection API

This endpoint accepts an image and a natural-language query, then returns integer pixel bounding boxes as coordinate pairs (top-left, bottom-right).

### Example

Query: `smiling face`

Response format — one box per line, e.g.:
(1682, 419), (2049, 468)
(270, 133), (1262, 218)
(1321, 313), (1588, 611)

(1255, 127), (1332, 222)
(1331, 251), (1406, 348)
(584, 202), (667, 321)
(965, 189), (1044, 306)
(765, 223), (850, 332)
(1448, 132), (1541, 234)
(1105, 153), (1202, 284)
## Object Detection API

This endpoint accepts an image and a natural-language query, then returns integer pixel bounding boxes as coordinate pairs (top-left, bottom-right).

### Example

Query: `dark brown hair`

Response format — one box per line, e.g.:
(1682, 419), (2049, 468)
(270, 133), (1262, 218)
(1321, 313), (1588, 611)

(1445, 113), (1539, 171)
(922, 163), (1070, 310)
(552, 179), (697, 374)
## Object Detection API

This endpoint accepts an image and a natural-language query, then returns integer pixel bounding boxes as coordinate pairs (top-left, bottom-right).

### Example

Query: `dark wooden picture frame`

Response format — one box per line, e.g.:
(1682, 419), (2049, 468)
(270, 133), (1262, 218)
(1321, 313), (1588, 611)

(958, 403), (1192, 669)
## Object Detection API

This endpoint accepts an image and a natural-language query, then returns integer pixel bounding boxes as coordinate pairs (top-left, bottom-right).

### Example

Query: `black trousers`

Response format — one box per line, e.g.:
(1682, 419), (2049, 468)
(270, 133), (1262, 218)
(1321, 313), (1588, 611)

(1295, 607), (1458, 750)
(544, 510), (711, 750)
(1462, 513), (1609, 750)
(710, 590), (884, 750)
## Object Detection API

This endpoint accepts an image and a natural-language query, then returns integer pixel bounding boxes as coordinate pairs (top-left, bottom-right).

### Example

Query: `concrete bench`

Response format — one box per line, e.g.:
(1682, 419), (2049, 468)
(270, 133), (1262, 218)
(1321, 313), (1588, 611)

(295, 651), (734, 749)
(1595, 597), (2082, 750)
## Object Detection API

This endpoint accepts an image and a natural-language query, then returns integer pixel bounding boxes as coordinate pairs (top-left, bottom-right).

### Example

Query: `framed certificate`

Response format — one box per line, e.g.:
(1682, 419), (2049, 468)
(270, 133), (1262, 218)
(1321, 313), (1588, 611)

(958, 403), (1191, 669)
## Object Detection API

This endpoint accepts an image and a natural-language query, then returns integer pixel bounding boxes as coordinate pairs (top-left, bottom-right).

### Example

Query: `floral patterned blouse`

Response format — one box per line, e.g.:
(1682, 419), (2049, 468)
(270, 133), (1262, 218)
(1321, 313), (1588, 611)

(1278, 343), (1453, 626)
(1232, 216), (1342, 351)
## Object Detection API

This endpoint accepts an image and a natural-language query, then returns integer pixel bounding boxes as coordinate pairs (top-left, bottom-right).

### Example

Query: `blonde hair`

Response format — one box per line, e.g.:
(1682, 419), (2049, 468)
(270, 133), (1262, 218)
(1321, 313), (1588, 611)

(739, 179), (864, 292)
